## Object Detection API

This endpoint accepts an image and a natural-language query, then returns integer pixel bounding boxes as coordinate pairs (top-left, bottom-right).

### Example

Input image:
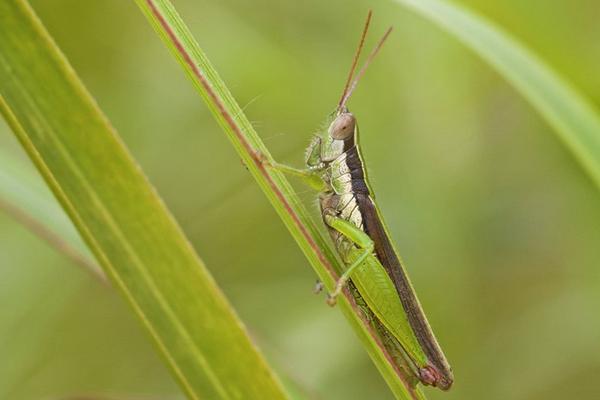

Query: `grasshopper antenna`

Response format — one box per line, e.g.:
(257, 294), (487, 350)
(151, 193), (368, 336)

(337, 10), (373, 108)
(339, 26), (393, 110)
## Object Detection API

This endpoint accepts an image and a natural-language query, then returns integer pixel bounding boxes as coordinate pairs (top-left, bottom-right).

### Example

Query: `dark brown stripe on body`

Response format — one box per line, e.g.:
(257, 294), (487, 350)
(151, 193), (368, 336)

(345, 145), (369, 194)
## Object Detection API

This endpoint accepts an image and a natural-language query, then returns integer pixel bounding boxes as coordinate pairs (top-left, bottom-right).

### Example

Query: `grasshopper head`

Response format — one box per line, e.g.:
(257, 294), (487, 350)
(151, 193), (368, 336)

(329, 110), (356, 140)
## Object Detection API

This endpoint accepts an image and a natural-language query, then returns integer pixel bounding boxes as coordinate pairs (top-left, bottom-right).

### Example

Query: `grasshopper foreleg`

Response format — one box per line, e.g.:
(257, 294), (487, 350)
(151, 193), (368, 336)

(313, 280), (325, 294)
(254, 151), (326, 191)
(270, 161), (326, 191)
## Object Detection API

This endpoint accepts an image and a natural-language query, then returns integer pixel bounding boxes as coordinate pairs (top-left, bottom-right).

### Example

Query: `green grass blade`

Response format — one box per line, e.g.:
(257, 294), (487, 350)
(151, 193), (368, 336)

(393, 0), (600, 188)
(0, 1), (288, 399)
(133, 1), (426, 398)
(0, 150), (103, 280)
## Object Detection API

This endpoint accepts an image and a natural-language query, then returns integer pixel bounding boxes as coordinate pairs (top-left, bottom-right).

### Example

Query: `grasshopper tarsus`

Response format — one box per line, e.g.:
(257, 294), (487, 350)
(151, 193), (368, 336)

(313, 280), (324, 294)
(325, 293), (338, 307)
(250, 149), (270, 167)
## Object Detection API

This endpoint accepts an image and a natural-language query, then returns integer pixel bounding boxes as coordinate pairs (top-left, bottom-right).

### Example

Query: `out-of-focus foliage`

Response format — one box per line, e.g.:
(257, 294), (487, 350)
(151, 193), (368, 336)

(0, 1), (599, 399)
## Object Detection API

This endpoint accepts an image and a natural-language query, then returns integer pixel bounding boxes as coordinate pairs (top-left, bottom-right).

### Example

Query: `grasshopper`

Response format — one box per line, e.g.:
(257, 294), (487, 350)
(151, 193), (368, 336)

(265, 11), (453, 390)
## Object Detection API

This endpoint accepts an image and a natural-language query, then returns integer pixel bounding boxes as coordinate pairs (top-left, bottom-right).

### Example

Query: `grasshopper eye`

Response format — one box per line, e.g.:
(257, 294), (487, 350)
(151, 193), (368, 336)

(330, 113), (356, 140)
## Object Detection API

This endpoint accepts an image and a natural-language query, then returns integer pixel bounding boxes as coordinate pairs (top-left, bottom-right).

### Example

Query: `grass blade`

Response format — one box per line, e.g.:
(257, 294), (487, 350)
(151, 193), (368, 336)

(0, 1), (288, 399)
(393, 0), (600, 188)
(0, 150), (103, 280)
(134, 0), (427, 398)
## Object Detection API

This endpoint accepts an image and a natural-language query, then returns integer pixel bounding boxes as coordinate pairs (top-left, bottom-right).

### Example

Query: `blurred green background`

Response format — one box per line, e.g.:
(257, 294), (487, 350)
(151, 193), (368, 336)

(1, 0), (599, 399)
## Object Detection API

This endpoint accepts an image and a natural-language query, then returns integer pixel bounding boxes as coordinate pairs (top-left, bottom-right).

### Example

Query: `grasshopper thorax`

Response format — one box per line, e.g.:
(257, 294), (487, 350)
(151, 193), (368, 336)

(304, 108), (359, 168)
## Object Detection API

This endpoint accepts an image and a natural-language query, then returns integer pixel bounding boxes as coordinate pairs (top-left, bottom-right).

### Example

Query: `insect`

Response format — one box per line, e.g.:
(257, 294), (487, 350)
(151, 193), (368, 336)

(264, 11), (453, 390)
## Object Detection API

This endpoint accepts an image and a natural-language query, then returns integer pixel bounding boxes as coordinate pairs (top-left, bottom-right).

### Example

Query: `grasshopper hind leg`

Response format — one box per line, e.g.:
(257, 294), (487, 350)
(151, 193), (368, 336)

(323, 213), (374, 306)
